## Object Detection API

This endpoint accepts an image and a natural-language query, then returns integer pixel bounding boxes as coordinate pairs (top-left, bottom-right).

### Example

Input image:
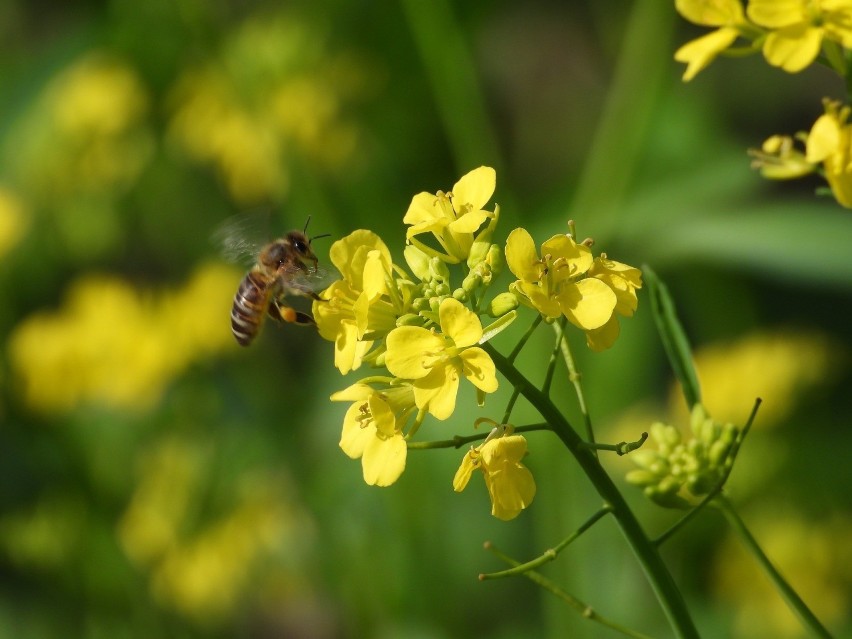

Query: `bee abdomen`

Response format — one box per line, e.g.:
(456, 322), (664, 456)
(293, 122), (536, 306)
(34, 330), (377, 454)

(231, 271), (271, 346)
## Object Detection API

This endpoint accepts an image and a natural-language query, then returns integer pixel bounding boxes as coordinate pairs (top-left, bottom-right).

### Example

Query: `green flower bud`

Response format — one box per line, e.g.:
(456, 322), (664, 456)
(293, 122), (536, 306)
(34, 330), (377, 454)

(485, 244), (502, 275)
(396, 313), (425, 327)
(452, 288), (468, 302)
(488, 291), (519, 317)
(463, 273), (482, 294)
(429, 257), (450, 282)
(435, 283), (451, 296)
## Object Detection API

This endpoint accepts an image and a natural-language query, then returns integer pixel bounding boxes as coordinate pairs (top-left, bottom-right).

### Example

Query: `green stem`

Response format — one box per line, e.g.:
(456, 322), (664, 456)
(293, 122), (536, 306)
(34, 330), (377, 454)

(580, 432), (647, 456)
(482, 342), (699, 638)
(406, 423), (549, 450)
(509, 314), (543, 363)
(542, 318), (566, 395)
(715, 495), (832, 639)
(484, 542), (656, 639)
(555, 321), (596, 449)
(481, 505), (612, 579)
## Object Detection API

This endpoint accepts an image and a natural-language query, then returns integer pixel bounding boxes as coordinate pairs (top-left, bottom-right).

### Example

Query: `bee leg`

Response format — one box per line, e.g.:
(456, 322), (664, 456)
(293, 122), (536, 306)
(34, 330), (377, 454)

(268, 301), (316, 327)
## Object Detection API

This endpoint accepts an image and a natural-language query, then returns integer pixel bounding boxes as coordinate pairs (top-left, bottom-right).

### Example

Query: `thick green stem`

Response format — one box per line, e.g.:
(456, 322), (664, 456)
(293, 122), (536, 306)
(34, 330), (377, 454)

(715, 495), (832, 639)
(483, 343), (699, 639)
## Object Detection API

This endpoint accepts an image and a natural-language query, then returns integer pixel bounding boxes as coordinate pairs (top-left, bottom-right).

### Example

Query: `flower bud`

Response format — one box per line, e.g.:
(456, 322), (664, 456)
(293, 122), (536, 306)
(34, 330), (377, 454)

(453, 288), (468, 302)
(488, 291), (519, 317)
(396, 313), (424, 327)
(435, 283), (451, 296)
(429, 257), (450, 282)
(463, 273), (482, 294)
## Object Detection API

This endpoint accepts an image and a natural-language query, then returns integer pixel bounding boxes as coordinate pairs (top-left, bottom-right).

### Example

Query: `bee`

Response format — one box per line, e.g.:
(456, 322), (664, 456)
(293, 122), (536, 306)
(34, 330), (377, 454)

(224, 217), (330, 347)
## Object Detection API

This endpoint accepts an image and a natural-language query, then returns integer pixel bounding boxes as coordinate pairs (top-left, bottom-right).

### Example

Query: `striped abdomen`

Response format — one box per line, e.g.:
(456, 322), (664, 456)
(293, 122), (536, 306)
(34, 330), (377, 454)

(231, 271), (273, 346)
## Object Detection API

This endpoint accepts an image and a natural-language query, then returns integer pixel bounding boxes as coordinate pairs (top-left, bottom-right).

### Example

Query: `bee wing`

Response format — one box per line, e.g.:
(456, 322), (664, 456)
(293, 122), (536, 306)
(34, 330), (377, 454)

(281, 264), (339, 294)
(212, 211), (274, 266)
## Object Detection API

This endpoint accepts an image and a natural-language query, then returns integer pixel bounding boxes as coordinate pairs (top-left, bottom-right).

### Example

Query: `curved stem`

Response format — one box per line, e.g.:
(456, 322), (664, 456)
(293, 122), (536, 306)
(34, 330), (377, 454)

(556, 324), (597, 448)
(715, 494), (832, 639)
(483, 342), (699, 638)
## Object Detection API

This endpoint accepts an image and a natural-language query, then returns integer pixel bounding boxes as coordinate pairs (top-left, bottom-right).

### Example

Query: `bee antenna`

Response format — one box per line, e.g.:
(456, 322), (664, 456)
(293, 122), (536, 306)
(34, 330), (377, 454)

(303, 215), (312, 233)
(310, 233), (331, 242)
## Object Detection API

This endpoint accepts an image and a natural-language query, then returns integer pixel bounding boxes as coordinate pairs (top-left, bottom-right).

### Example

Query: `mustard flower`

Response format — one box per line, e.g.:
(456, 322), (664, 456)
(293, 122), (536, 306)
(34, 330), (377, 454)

(384, 298), (498, 420)
(748, 0), (852, 73)
(313, 229), (401, 373)
(805, 100), (852, 207)
(505, 228), (616, 330)
(585, 255), (643, 352)
(404, 166), (496, 263)
(453, 429), (536, 521)
(331, 382), (416, 487)
(674, 0), (751, 81)
(749, 134), (817, 180)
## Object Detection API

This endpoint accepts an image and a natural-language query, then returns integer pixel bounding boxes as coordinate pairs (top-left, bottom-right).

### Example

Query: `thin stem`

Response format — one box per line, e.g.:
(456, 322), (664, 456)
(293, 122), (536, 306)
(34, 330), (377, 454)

(580, 432), (648, 456)
(715, 494), (832, 639)
(509, 314), (543, 363)
(501, 387), (521, 425)
(483, 542), (655, 639)
(542, 317), (566, 395)
(482, 343), (699, 638)
(481, 505), (612, 579)
(555, 322), (597, 449)
(406, 423), (550, 450)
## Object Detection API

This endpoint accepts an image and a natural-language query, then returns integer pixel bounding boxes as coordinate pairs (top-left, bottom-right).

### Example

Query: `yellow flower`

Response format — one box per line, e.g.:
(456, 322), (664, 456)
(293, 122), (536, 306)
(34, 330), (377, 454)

(505, 227), (616, 330)
(453, 430), (536, 521)
(805, 100), (852, 207)
(749, 134), (818, 180)
(404, 166), (496, 263)
(331, 382), (415, 487)
(674, 0), (750, 81)
(384, 298), (497, 420)
(748, 0), (852, 73)
(585, 255), (643, 352)
(313, 229), (400, 374)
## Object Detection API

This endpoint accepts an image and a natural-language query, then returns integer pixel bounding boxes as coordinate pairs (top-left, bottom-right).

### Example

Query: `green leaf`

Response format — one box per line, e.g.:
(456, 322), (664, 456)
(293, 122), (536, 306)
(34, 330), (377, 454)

(644, 266), (701, 410)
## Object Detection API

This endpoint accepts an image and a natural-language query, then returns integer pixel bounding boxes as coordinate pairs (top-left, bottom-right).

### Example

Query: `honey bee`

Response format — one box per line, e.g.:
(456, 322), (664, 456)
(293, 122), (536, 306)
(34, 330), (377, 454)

(223, 217), (330, 346)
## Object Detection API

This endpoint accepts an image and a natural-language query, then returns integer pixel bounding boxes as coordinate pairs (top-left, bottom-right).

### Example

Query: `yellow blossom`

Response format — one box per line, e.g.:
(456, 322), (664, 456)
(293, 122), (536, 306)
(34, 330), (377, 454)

(404, 166), (496, 263)
(331, 382), (415, 486)
(313, 229), (400, 374)
(453, 430), (536, 521)
(674, 0), (750, 81)
(749, 134), (817, 180)
(585, 255), (643, 352)
(384, 298), (497, 420)
(805, 100), (852, 207)
(748, 0), (852, 73)
(505, 227), (616, 330)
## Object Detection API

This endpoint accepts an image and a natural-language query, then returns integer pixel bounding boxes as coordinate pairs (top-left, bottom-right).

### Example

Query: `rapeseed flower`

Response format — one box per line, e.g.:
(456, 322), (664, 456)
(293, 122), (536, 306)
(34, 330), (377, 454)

(453, 428), (536, 521)
(505, 227), (617, 331)
(674, 0), (752, 81)
(748, 0), (852, 73)
(384, 298), (498, 420)
(404, 166), (497, 263)
(585, 255), (643, 351)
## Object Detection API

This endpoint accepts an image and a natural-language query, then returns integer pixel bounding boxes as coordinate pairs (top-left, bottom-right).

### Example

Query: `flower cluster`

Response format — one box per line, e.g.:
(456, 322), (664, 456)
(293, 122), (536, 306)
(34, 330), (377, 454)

(675, 0), (852, 81)
(626, 404), (741, 508)
(675, 1), (852, 209)
(315, 167), (641, 520)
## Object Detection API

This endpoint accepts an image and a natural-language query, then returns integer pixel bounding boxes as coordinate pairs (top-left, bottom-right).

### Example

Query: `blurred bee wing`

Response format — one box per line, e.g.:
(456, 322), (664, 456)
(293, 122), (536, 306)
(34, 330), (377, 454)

(212, 211), (274, 265)
(285, 265), (339, 293)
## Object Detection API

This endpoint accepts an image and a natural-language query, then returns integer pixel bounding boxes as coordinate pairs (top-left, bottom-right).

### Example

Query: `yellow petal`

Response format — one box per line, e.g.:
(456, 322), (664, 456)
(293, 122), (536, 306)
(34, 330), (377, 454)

(460, 347), (498, 393)
(385, 326), (444, 379)
(806, 113), (842, 163)
(329, 230), (391, 283)
(413, 363), (460, 420)
(452, 449), (478, 492)
(447, 210), (489, 234)
(439, 298), (482, 348)
(585, 316), (621, 352)
(762, 24), (823, 73)
(674, 27), (740, 81)
(330, 383), (374, 402)
(505, 228), (540, 282)
(559, 278), (617, 330)
(362, 434), (406, 486)
(541, 234), (593, 276)
(747, 0), (805, 29)
(676, 0), (745, 26)
(339, 402), (373, 459)
(452, 166), (496, 212)
(362, 250), (389, 299)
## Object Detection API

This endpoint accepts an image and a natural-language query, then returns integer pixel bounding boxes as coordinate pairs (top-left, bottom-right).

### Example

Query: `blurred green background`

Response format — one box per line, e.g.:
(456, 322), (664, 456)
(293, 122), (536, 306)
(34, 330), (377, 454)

(2, 1), (851, 637)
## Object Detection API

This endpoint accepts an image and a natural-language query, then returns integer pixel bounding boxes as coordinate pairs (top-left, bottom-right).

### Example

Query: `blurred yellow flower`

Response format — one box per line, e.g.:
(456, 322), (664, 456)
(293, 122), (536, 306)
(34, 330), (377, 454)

(453, 429), (536, 521)
(385, 298), (498, 420)
(0, 186), (28, 258)
(505, 227), (617, 330)
(167, 15), (362, 205)
(713, 508), (852, 637)
(749, 134), (817, 180)
(805, 100), (852, 208)
(674, 0), (750, 81)
(8, 262), (241, 413)
(748, 0), (852, 73)
(670, 331), (837, 428)
(404, 166), (497, 264)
